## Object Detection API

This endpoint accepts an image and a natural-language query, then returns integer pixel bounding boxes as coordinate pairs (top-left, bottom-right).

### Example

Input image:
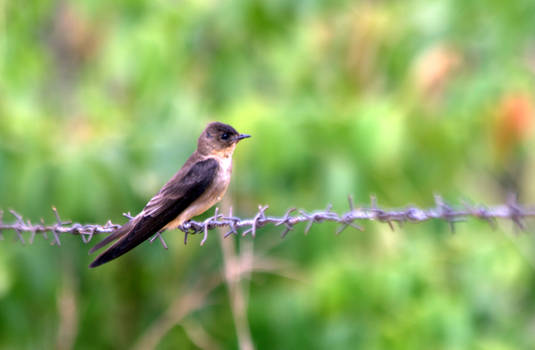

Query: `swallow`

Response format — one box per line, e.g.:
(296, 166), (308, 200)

(89, 122), (250, 268)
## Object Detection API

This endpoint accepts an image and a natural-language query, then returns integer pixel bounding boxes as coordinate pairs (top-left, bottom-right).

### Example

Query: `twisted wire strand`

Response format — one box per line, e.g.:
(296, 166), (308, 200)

(1, 195), (534, 247)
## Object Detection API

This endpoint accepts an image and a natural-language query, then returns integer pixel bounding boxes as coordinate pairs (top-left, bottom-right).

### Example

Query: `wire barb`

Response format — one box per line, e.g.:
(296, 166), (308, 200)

(241, 205), (269, 237)
(0, 196), (534, 247)
(507, 193), (526, 231)
(223, 207), (240, 238)
(276, 208), (297, 238)
(200, 207), (222, 246)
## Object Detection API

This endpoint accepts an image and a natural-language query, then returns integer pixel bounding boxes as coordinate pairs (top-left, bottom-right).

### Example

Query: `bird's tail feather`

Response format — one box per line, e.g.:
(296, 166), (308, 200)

(88, 219), (136, 254)
(89, 215), (160, 268)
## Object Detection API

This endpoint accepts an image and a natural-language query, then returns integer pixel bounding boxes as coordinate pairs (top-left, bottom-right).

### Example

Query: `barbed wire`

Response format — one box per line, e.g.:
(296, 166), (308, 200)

(1, 195), (534, 247)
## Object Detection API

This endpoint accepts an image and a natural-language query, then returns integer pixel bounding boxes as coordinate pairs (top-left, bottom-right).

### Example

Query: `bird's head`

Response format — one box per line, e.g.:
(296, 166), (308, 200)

(198, 122), (251, 157)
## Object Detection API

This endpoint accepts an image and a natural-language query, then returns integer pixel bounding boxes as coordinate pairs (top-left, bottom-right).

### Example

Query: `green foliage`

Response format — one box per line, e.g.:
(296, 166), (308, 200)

(1, 0), (535, 348)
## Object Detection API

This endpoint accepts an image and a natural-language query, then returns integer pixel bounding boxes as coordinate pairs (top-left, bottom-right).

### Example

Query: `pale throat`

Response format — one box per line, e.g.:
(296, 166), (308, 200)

(211, 144), (236, 200)
(212, 144), (236, 164)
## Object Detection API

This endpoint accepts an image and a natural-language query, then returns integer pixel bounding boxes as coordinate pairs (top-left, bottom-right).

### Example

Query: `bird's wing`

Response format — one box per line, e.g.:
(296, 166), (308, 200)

(89, 158), (219, 268)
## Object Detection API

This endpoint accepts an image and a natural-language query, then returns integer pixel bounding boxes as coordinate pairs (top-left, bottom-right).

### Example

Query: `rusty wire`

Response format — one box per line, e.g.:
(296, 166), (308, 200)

(1, 195), (534, 247)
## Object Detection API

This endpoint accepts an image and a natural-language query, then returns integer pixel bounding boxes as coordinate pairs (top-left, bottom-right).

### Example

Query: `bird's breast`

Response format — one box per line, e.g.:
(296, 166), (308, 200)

(208, 154), (233, 202)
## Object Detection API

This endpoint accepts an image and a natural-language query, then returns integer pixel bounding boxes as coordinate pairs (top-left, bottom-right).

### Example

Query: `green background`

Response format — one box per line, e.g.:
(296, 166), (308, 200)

(1, 0), (535, 349)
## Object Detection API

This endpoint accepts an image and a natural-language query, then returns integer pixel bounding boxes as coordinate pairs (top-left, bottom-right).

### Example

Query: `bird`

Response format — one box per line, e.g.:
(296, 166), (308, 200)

(88, 122), (250, 268)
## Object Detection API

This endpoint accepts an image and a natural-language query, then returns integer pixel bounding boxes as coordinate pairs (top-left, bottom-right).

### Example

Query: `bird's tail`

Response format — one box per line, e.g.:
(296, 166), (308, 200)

(88, 218), (136, 255)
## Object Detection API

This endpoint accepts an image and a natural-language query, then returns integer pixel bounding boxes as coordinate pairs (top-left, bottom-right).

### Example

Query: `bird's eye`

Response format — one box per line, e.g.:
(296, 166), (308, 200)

(221, 132), (230, 140)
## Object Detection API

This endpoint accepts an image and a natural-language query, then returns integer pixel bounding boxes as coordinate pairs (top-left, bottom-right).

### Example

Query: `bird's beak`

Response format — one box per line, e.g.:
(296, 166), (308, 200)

(236, 134), (251, 142)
